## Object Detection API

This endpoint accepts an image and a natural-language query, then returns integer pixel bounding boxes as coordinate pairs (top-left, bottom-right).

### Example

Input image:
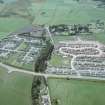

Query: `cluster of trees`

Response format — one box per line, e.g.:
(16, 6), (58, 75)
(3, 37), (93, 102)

(93, 0), (105, 7)
(31, 76), (42, 105)
(70, 24), (90, 35)
(93, 0), (105, 4)
(50, 24), (91, 36)
(31, 76), (47, 105)
(52, 98), (60, 105)
(32, 33), (54, 105)
(34, 39), (54, 72)
(75, 0), (80, 2)
(96, 20), (104, 29)
(49, 24), (69, 33)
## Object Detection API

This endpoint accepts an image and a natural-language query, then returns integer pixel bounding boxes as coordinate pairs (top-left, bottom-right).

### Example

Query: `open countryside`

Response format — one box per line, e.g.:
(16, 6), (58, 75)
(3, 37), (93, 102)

(0, 0), (105, 105)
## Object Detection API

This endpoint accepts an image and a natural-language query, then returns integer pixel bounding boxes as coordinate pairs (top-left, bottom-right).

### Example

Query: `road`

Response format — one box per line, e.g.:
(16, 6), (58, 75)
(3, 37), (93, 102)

(1, 63), (105, 81)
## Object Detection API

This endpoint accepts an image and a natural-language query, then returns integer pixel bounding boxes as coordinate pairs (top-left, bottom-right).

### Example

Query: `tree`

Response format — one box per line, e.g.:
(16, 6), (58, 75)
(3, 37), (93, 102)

(31, 76), (42, 105)
(34, 39), (54, 72)
(52, 98), (60, 105)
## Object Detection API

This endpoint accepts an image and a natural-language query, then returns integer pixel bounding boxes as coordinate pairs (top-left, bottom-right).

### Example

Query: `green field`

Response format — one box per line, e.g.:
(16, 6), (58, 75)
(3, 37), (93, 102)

(0, 66), (33, 105)
(48, 78), (105, 105)
(1, 0), (105, 26)
(0, 16), (30, 42)
(49, 53), (71, 68)
(32, 0), (105, 43)
(0, 17), (30, 32)
(17, 42), (28, 51)
(93, 32), (105, 44)
(32, 0), (105, 25)
(52, 35), (76, 44)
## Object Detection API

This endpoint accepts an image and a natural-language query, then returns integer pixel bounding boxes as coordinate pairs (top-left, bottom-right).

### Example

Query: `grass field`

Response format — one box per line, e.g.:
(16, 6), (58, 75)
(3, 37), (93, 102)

(17, 42), (28, 51)
(0, 17), (30, 32)
(52, 35), (76, 44)
(32, 0), (105, 44)
(0, 66), (33, 105)
(32, 0), (105, 25)
(48, 78), (105, 105)
(93, 32), (105, 44)
(49, 54), (64, 67)
(49, 53), (71, 68)
(1, 0), (105, 26)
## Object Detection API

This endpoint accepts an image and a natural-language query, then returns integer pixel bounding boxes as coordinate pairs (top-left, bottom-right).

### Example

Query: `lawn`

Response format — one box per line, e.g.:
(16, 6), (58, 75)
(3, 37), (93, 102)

(0, 66), (33, 105)
(16, 42), (28, 51)
(48, 78), (105, 105)
(49, 54), (63, 67)
(49, 53), (71, 68)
